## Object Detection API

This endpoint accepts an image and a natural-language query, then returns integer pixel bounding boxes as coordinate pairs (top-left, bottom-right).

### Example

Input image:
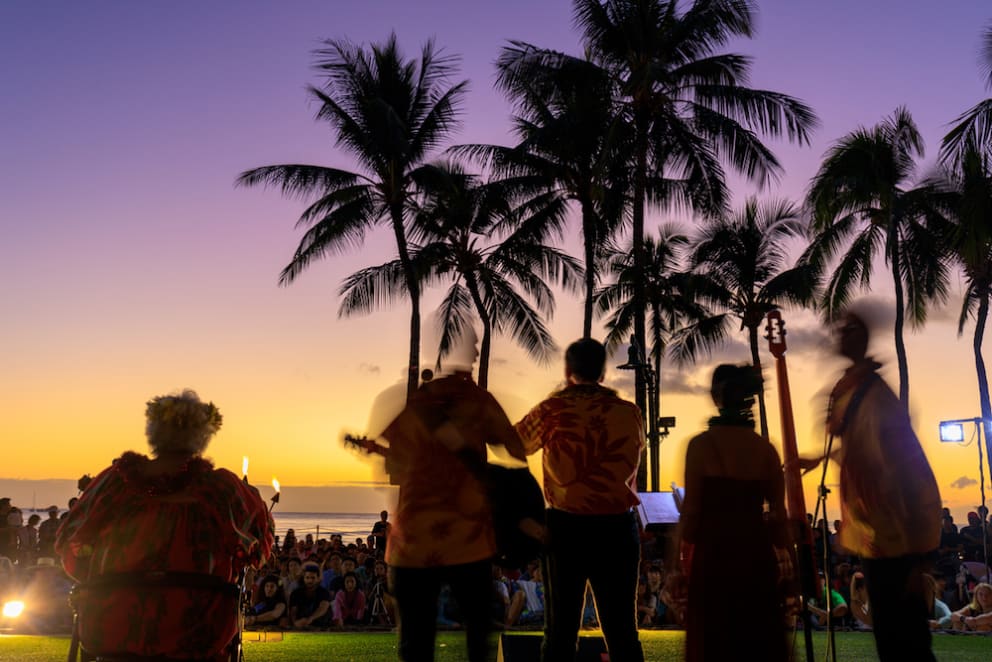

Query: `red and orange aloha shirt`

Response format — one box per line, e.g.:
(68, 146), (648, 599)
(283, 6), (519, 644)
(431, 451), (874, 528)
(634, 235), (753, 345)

(516, 383), (644, 515)
(381, 372), (524, 568)
(56, 453), (273, 660)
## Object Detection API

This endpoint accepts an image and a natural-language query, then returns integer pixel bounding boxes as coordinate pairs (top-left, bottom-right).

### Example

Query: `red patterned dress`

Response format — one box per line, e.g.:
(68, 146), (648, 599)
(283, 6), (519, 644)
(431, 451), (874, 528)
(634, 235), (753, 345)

(56, 452), (273, 660)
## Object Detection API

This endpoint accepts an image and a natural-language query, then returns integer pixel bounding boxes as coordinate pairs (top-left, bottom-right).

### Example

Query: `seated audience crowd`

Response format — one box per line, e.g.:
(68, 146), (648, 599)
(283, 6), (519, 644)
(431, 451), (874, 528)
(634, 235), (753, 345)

(2, 493), (990, 635)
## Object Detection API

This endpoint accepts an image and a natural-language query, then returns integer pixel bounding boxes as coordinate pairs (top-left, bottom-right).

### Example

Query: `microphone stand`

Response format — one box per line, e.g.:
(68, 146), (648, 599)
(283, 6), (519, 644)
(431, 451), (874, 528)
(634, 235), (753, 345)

(811, 426), (838, 662)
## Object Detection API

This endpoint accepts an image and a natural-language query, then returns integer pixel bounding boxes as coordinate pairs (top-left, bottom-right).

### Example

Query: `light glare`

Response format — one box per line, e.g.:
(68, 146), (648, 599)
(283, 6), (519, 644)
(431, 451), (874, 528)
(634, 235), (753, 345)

(242, 456), (249, 477)
(272, 477), (280, 493)
(939, 422), (965, 443)
(2, 601), (24, 618)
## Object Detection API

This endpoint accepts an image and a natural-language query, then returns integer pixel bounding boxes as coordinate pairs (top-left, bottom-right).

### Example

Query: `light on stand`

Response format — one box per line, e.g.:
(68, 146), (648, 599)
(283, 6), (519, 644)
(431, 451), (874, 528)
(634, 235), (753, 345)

(938, 417), (991, 582)
(242, 456), (249, 483)
(939, 422), (965, 443)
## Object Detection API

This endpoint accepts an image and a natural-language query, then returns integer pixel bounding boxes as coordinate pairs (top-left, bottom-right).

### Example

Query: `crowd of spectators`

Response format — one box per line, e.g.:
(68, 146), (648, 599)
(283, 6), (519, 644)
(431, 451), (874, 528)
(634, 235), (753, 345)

(0, 497), (75, 632)
(3, 491), (990, 636)
(798, 507), (991, 633)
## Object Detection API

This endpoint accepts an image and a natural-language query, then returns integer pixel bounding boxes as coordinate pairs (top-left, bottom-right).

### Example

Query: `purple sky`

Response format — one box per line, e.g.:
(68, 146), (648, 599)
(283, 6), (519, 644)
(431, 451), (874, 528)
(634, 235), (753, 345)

(2, 1), (991, 519)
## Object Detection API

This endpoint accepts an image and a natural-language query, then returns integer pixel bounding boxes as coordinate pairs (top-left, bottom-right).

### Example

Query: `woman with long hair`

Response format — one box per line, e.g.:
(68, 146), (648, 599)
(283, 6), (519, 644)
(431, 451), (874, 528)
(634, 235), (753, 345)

(950, 582), (992, 631)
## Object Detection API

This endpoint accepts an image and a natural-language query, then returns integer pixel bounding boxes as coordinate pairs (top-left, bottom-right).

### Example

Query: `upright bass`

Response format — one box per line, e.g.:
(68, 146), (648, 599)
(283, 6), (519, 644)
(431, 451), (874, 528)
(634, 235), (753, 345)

(765, 310), (817, 661)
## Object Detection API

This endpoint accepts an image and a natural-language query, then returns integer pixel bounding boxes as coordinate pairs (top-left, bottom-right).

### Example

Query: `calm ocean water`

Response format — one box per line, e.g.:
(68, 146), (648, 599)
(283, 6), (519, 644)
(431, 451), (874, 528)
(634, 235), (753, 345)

(271, 511), (380, 542)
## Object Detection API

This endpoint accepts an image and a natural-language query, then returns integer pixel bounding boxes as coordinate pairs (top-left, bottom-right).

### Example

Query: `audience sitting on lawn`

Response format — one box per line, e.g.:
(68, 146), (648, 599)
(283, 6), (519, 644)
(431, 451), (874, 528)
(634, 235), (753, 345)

(246, 574), (288, 628)
(289, 563), (333, 629)
(333, 572), (366, 626)
(949, 582), (992, 632)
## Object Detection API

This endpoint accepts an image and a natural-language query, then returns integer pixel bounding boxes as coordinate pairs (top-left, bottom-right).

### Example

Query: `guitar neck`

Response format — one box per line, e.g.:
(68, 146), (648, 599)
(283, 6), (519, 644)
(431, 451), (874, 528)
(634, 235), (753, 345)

(343, 435), (389, 457)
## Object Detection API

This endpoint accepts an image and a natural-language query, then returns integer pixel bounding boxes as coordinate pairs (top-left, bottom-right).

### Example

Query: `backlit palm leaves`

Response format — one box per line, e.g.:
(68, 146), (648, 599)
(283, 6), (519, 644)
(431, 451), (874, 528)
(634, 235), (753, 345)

(237, 34), (468, 398)
(690, 198), (818, 438)
(574, 0), (817, 415)
(806, 107), (951, 404)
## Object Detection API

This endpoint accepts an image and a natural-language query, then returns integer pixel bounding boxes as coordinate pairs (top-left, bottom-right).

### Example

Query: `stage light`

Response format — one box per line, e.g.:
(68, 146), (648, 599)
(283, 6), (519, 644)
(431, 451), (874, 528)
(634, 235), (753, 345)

(2, 601), (24, 618)
(939, 422), (965, 443)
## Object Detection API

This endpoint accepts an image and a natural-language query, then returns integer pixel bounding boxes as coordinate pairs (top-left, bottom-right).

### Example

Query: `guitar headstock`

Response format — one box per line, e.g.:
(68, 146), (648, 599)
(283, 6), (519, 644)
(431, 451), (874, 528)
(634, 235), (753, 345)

(343, 434), (377, 454)
(765, 310), (788, 358)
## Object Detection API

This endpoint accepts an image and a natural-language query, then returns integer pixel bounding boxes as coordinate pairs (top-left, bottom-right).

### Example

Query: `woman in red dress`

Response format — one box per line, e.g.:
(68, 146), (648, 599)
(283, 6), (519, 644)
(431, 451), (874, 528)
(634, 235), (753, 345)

(57, 389), (273, 661)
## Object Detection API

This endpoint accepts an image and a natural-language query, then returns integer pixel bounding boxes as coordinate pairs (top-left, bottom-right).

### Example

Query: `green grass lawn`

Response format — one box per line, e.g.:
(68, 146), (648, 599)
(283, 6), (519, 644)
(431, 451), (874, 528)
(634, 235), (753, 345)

(1, 630), (988, 661)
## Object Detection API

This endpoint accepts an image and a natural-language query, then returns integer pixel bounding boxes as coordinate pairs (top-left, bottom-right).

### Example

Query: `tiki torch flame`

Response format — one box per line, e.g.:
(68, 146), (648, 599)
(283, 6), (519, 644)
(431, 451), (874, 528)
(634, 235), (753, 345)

(269, 477), (281, 512)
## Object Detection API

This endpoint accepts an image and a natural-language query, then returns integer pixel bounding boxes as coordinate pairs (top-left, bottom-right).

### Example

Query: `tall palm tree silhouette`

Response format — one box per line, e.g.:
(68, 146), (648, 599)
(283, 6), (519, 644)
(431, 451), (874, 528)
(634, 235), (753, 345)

(806, 107), (950, 405)
(573, 0), (817, 420)
(238, 34), (467, 398)
(691, 198), (818, 438)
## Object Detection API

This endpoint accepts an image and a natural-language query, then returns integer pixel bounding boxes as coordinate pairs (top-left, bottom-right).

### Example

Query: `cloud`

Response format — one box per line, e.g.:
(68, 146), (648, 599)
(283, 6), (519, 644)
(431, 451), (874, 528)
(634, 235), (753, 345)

(950, 476), (978, 490)
(358, 362), (381, 375)
(662, 370), (711, 396)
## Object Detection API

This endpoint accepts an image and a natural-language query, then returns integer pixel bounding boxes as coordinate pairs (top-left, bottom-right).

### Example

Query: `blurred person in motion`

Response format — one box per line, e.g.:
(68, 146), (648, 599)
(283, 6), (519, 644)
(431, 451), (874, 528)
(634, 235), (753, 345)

(57, 389), (273, 661)
(800, 307), (941, 661)
(515, 338), (645, 662)
(379, 323), (528, 662)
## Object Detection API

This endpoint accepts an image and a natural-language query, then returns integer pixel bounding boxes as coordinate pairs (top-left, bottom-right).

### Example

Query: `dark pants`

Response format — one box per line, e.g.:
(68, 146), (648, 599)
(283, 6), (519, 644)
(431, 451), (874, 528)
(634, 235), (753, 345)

(541, 509), (644, 662)
(390, 560), (491, 662)
(863, 554), (936, 662)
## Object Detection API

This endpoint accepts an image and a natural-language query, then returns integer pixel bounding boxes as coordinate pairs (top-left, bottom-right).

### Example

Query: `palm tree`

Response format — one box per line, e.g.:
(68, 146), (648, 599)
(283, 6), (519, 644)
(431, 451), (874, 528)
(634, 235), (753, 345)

(596, 226), (727, 411)
(933, 142), (992, 482)
(690, 198), (819, 438)
(941, 24), (992, 164)
(412, 162), (583, 387)
(454, 44), (631, 339)
(237, 34), (467, 398)
(573, 0), (817, 417)
(337, 162), (582, 389)
(806, 107), (951, 405)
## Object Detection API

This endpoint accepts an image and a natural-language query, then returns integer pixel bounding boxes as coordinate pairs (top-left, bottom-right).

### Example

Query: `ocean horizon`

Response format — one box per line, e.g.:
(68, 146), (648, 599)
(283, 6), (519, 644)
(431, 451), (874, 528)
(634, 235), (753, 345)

(270, 511), (382, 542)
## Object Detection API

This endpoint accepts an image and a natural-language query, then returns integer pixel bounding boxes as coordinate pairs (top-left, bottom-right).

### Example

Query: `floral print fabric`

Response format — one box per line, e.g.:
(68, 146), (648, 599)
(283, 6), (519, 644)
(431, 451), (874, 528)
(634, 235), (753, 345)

(516, 384), (644, 514)
(56, 452), (273, 660)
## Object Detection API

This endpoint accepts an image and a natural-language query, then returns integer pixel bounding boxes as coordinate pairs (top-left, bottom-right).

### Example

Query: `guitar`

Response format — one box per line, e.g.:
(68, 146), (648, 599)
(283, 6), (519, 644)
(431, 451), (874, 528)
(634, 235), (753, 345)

(343, 434), (388, 457)
(342, 433), (546, 568)
(765, 310), (818, 655)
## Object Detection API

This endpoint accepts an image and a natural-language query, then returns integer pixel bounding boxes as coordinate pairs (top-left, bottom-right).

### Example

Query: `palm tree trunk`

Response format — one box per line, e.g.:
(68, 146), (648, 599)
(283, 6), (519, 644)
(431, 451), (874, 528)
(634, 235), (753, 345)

(466, 276), (493, 390)
(749, 324), (770, 439)
(390, 204), (420, 399)
(632, 111), (649, 492)
(581, 202), (597, 339)
(974, 294), (992, 477)
(889, 225), (910, 406)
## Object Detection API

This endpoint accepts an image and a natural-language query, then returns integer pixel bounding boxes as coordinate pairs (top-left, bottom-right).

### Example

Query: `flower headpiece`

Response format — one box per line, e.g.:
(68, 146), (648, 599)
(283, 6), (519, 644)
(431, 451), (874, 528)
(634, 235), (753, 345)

(145, 390), (223, 432)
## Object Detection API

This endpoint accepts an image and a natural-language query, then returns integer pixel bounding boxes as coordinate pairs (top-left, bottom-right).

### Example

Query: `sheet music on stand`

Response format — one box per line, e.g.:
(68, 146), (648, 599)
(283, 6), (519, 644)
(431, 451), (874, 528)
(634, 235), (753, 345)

(635, 486), (685, 531)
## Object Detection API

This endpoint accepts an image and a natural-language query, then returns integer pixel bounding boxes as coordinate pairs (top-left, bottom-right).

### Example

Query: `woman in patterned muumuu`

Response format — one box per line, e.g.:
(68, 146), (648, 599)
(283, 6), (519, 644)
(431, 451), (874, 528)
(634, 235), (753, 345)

(57, 389), (273, 661)
(680, 365), (789, 662)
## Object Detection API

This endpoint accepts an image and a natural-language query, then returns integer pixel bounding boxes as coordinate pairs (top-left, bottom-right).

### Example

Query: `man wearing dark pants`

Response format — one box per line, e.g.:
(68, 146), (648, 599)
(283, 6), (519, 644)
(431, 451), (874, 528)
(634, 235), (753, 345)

(801, 309), (941, 662)
(516, 338), (645, 662)
(380, 325), (527, 661)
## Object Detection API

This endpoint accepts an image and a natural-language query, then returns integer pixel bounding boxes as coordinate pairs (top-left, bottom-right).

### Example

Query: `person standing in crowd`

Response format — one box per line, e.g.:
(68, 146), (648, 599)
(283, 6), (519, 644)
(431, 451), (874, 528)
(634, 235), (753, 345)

(677, 364), (788, 662)
(0, 498), (14, 560)
(16, 513), (40, 566)
(37, 505), (60, 558)
(370, 510), (390, 556)
(515, 338), (645, 662)
(800, 308), (941, 661)
(380, 325), (528, 662)
(56, 389), (273, 661)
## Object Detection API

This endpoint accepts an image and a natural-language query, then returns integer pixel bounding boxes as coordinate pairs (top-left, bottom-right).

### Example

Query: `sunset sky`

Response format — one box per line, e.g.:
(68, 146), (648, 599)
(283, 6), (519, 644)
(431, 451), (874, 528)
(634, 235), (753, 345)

(2, 1), (991, 522)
